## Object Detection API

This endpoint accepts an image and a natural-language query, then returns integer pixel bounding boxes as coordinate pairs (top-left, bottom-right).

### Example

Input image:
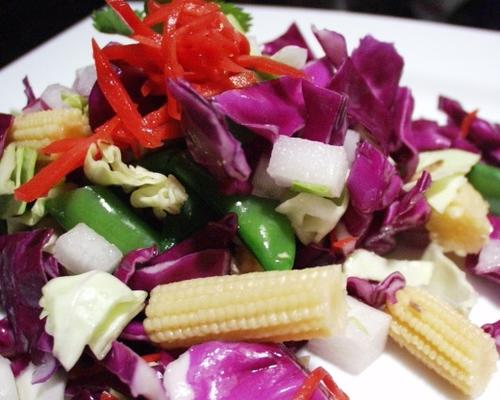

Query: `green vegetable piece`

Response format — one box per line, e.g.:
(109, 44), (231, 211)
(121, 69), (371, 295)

(215, 1), (252, 32)
(92, 6), (145, 35)
(140, 147), (214, 248)
(46, 186), (161, 254)
(291, 181), (331, 197)
(224, 196), (296, 270)
(0, 146), (37, 218)
(161, 191), (216, 250)
(0, 219), (6, 234)
(468, 163), (500, 215)
(61, 92), (88, 113)
(178, 158), (296, 270)
(142, 150), (296, 270)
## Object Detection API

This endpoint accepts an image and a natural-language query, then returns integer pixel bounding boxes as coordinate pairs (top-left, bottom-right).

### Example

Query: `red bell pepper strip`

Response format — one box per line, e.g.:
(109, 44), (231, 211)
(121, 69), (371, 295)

(131, 34), (161, 49)
(14, 121), (117, 203)
(92, 39), (163, 148)
(330, 235), (357, 252)
(236, 55), (306, 79)
(106, 0), (159, 39)
(141, 353), (162, 363)
(460, 109), (478, 139)
(293, 367), (349, 400)
(100, 392), (119, 400)
(103, 44), (163, 72)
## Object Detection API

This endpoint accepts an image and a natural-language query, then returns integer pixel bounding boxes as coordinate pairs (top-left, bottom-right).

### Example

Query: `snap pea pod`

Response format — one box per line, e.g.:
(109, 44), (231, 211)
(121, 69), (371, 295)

(160, 191), (216, 250)
(46, 186), (162, 254)
(139, 148), (215, 249)
(467, 163), (500, 215)
(141, 150), (296, 271)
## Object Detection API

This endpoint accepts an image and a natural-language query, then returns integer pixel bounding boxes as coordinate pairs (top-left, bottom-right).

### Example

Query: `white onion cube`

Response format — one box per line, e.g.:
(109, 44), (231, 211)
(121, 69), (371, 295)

(16, 363), (66, 400)
(252, 155), (287, 200)
(267, 136), (348, 198)
(54, 223), (123, 275)
(0, 355), (18, 400)
(307, 296), (391, 374)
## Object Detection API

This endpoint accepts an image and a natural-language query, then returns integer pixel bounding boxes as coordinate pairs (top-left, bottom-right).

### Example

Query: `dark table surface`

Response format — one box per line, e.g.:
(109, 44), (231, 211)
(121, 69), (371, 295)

(1, 0), (499, 68)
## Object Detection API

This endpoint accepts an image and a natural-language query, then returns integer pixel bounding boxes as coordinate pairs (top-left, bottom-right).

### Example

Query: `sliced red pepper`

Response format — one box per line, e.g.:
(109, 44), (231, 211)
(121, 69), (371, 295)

(92, 39), (163, 148)
(146, 0), (162, 14)
(100, 392), (119, 400)
(460, 109), (479, 139)
(330, 235), (357, 251)
(293, 367), (349, 400)
(106, 0), (159, 39)
(131, 34), (161, 49)
(236, 55), (306, 79)
(160, 1), (185, 120)
(103, 44), (163, 72)
(141, 353), (162, 363)
(14, 124), (115, 203)
(144, 0), (186, 26)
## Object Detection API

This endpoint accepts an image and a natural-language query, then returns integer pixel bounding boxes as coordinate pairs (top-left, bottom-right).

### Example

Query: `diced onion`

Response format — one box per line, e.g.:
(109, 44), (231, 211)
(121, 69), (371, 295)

(307, 296), (391, 374)
(267, 136), (348, 198)
(0, 355), (18, 400)
(53, 223), (123, 275)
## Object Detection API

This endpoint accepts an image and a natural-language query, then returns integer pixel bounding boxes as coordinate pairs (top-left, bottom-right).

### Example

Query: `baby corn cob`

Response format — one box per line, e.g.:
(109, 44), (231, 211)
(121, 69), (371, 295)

(145, 266), (346, 349)
(426, 182), (490, 256)
(386, 287), (497, 397)
(10, 109), (90, 151)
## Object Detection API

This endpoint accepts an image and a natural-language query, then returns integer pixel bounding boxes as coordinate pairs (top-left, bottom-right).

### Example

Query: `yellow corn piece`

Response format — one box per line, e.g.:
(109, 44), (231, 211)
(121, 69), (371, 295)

(10, 109), (90, 150)
(386, 287), (497, 397)
(145, 266), (346, 349)
(426, 182), (490, 256)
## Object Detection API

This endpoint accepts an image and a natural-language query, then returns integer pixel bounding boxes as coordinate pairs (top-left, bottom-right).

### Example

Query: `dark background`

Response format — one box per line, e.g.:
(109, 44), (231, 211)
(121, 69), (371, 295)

(1, 0), (499, 68)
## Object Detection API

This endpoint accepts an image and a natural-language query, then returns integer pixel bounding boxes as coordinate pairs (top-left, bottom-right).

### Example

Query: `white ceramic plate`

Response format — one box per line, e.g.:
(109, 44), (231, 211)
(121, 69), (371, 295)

(0, 3), (499, 399)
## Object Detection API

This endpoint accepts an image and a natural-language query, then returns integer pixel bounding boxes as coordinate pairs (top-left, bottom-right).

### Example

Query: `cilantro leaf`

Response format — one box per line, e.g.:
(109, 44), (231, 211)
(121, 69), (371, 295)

(92, 6), (145, 36)
(214, 1), (252, 32)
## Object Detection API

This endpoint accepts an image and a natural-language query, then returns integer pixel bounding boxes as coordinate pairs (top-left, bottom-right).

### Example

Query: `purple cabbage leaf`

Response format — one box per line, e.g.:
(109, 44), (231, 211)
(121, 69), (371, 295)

(439, 96), (500, 166)
(88, 62), (164, 130)
(362, 171), (432, 254)
(0, 317), (16, 357)
(303, 57), (334, 88)
(0, 113), (13, 158)
(214, 76), (306, 142)
(346, 141), (402, 215)
(262, 22), (315, 61)
(312, 26), (347, 69)
(482, 320), (500, 352)
(114, 214), (236, 291)
(101, 341), (166, 400)
(347, 271), (406, 308)
(22, 76), (50, 112)
(350, 36), (403, 108)
(164, 341), (332, 400)
(466, 215), (500, 284)
(0, 229), (61, 383)
(0, 229), (53, 355)
(168, 79), (251, 193)
(301, 79), (347, 144)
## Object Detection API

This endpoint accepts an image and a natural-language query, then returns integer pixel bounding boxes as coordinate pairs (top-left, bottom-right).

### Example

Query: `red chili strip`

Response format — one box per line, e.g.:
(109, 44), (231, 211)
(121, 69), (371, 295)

(293, 367), (349, 400)
(460, 109), (479, 139)
(106, 0), (159, 39)
(236, 55), (306, 78)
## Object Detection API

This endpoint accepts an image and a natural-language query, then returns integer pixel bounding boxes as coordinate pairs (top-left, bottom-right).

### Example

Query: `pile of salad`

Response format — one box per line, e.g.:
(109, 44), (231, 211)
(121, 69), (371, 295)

(1, 0), (499, 399)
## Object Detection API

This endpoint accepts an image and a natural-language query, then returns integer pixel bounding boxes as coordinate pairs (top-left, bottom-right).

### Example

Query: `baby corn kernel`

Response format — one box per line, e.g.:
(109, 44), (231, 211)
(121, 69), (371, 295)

(426, 182), (490, 256)
(145, 266), (346, 349)
(386, 287), (497, 397)
(10, 109), (90, 151)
